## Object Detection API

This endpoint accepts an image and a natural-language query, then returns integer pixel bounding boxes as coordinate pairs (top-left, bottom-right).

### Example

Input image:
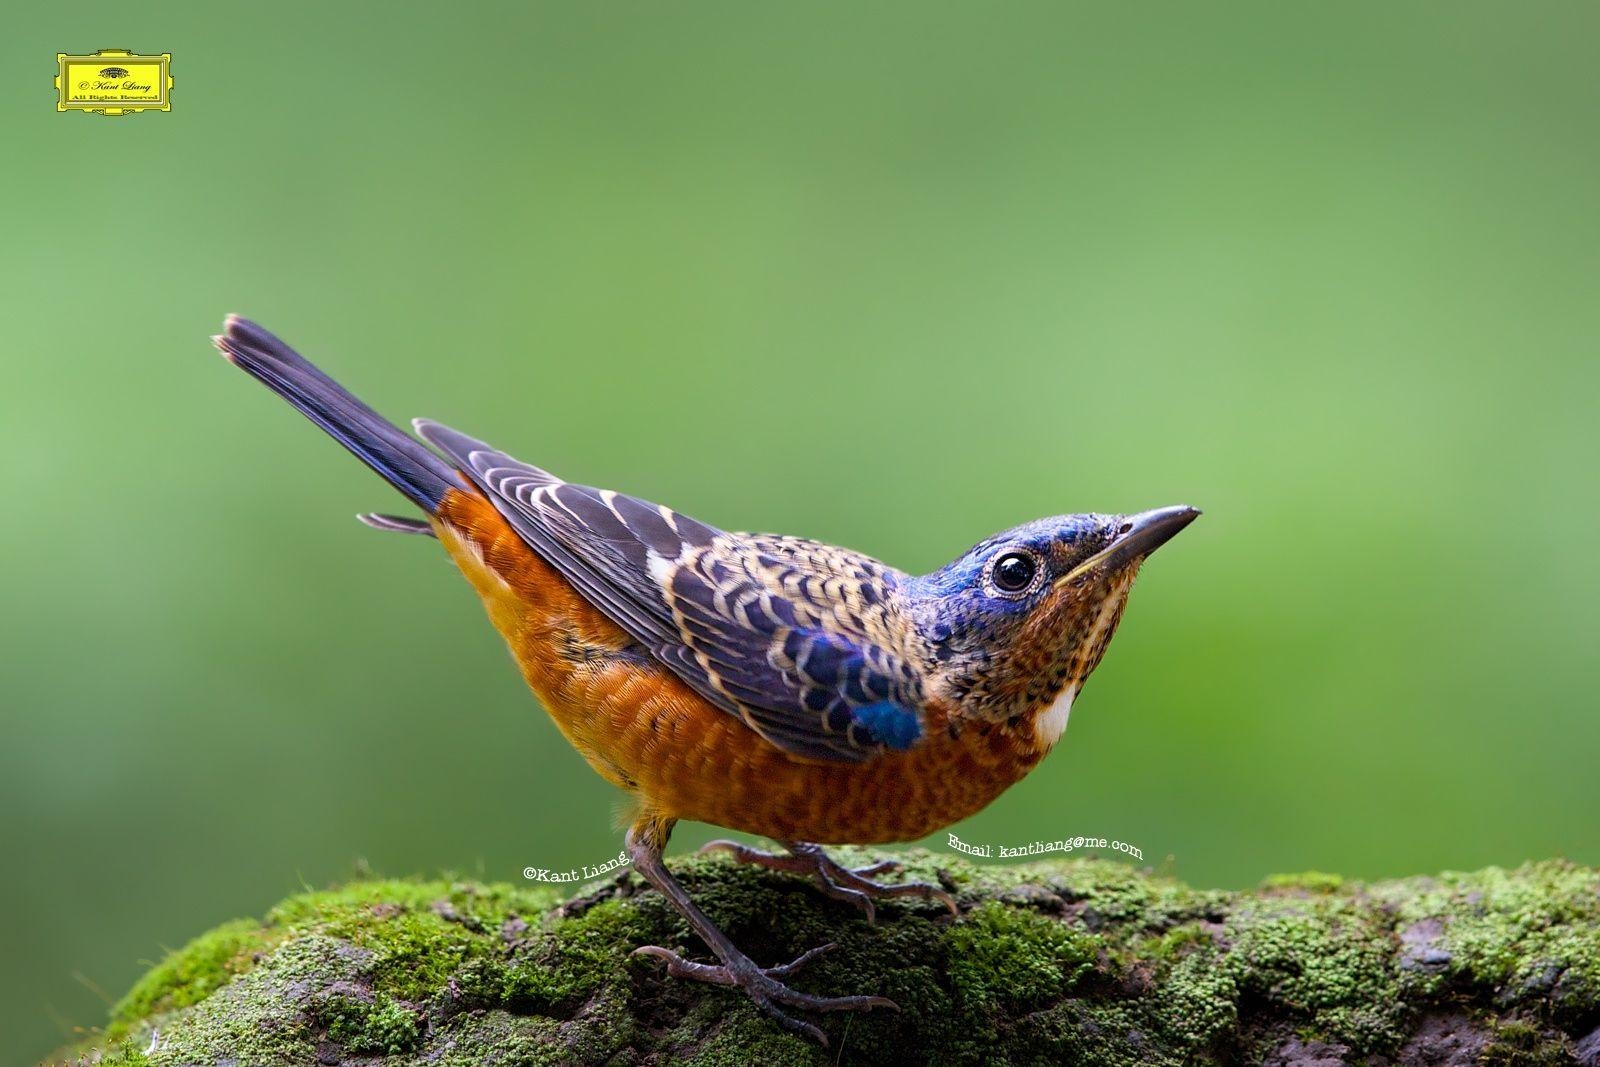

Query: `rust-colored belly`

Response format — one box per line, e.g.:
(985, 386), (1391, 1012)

(433, 489), (1046, 844)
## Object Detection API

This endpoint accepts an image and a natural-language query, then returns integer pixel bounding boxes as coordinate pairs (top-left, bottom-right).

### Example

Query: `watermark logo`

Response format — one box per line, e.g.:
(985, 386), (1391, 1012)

(56, 49), (171, 116)
(947, 832), (1144, 862)
(523, 849), (630, 884)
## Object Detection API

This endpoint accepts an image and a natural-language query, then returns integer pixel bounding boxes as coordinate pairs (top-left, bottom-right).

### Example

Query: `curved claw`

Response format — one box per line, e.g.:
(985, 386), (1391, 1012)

(632, 940), (897, 1046)
(833, 871), (959, 918)
(834, 889), (879, 923)
(633, 945), (739, 986)
(850, 858), (900, 877)
(705, 839), (960, 918)
(764, 941), (836, 978)
(698, 838), (813, 873)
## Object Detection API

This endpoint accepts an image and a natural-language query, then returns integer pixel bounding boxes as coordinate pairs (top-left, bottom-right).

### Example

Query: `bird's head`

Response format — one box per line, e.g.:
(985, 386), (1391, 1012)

(903, 506), (1198, 749)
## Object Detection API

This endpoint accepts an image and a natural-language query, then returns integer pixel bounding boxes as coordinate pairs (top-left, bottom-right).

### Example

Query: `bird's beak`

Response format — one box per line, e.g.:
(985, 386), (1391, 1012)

(1057, 505), (1200, 586)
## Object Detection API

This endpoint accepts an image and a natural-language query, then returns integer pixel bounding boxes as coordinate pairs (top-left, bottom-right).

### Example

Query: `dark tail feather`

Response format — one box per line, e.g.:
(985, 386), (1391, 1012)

(357, 513), (437, 536)
(213, 315), (462, 514)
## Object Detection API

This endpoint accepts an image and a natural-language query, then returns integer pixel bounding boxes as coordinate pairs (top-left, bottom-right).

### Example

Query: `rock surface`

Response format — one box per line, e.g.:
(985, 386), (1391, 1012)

(54, 851), (1600, 1066)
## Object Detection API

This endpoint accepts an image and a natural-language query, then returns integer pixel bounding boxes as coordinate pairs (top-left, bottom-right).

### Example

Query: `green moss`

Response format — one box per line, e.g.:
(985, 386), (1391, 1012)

(1480, 1017), (1573, 1066)
(1261, 871), (1345, 894)
(947, 900), (1100, 1016)
(1141, 921), (1214, 963)
(250, 876), (567, 1017)
(60, 852), (1600, 1066)
(1225, 897), (1404, 1052)
(130, 934), (349, 1063)
(317, 989), (421, 1054)
(105, 917), (279, 1039)
(498, 898), (647, 1010)
(1382, 860), (1600, 1027)
(670, 1000), (818, 1067)
(1152, 937), (1240, 1053)
(86, 1039), (154, 1067)
(1014, 997), (1181, 1067)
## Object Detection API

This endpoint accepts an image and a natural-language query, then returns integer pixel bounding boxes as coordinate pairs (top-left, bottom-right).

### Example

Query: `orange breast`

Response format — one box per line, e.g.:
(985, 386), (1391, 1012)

(432, 489), (1045, 844)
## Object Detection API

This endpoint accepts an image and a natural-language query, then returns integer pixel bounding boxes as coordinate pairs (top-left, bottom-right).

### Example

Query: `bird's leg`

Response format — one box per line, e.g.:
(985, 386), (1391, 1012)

(700, 838), (958, 923)
(627, 817), (896, 1046)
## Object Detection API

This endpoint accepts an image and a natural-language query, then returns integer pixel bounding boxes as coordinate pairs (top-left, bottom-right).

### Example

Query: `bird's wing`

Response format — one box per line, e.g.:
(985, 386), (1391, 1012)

(416, 420), (925, 763)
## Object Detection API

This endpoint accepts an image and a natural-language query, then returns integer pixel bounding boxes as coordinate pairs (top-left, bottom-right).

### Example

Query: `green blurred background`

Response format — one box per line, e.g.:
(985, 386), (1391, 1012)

(4, 2), (1598, 1059)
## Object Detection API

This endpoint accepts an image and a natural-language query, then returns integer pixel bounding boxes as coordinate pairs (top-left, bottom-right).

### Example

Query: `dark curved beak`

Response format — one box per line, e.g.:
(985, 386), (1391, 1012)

(1058, 505), (1200, 585)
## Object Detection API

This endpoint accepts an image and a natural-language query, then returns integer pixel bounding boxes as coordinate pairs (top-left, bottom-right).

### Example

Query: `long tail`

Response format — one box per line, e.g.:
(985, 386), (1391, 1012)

(213, 315), (464, 524)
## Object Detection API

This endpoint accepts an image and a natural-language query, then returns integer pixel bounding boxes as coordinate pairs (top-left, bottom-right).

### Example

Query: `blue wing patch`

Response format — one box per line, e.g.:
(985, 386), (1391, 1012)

(850, 701), (923, 750)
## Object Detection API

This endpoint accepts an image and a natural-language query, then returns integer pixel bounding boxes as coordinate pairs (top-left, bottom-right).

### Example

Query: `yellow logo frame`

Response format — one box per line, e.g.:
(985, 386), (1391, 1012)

(56, 49), (171, 116)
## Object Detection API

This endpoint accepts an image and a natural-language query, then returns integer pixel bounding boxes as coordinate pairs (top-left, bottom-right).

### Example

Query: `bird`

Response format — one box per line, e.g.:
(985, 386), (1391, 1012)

(212, 315), (1198, 1045)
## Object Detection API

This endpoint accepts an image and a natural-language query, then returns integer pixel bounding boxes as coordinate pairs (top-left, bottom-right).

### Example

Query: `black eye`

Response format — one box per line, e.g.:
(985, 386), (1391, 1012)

(992, 551), (1038, 594)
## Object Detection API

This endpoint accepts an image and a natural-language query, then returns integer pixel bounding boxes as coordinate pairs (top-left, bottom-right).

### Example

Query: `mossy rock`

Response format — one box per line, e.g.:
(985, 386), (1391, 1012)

(50, 852), (1600, 1066)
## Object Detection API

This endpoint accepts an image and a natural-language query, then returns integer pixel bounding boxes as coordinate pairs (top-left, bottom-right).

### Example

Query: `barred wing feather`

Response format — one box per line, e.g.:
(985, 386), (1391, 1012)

(414, 420), (924, 763)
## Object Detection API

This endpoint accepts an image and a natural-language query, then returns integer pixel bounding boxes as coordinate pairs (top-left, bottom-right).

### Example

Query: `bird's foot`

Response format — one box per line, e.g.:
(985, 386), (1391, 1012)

(700, 839), (959, 923)
(633, 941), (895, 1045)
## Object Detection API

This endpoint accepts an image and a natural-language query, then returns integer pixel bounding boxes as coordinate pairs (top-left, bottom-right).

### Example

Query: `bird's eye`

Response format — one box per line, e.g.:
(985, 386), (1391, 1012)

(992, 551), (1039, 594)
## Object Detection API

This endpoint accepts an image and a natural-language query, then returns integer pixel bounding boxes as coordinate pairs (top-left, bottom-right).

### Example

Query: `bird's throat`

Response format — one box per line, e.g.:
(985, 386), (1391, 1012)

(1028, 569), (1136, 750)
(1033, 681), (1078, 748)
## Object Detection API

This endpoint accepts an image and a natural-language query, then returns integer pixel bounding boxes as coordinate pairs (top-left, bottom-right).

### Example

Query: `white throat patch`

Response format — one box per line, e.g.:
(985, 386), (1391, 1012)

(1034, 682), (1078, 747)
(1031, 573), (1133, 748)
